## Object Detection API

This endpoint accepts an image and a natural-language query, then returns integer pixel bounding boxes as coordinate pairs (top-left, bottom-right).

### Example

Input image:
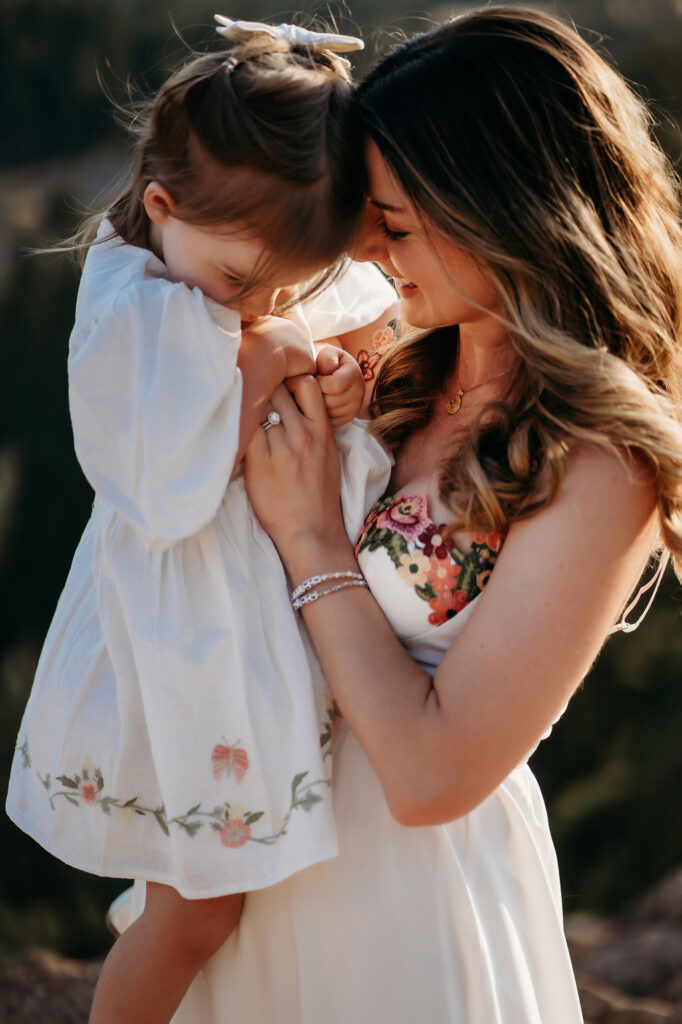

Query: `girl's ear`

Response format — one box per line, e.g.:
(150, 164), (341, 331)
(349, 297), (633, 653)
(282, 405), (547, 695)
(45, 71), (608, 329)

(143, 181), (176, 224)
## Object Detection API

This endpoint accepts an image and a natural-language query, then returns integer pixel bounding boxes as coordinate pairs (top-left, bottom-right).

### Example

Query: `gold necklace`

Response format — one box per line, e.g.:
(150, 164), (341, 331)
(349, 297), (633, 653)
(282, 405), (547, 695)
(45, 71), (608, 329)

(446, 366), (514, 415)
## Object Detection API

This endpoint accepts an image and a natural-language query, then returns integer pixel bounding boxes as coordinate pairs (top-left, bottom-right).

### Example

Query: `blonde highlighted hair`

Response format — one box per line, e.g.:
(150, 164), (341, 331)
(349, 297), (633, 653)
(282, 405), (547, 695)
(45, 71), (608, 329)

(358, 6), (682, 576)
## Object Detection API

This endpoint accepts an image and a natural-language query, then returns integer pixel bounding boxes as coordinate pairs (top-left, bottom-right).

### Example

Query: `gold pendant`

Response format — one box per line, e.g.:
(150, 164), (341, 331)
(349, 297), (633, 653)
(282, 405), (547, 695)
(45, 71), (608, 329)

(446, 391), (463, 415)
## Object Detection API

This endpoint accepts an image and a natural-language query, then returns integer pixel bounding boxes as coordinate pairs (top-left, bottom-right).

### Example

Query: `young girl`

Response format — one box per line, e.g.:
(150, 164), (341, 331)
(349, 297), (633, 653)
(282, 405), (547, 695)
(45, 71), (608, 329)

(5, 18), (395, 1024)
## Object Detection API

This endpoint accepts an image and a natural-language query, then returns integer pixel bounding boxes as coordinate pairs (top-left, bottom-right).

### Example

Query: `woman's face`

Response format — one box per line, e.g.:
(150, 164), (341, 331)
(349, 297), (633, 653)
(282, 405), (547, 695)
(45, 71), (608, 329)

(357, 140), (501, 331)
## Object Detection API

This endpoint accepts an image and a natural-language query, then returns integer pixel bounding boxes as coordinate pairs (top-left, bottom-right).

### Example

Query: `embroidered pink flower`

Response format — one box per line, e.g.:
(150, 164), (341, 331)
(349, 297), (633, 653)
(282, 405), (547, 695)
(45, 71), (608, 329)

(78, 780), (99, 804)
(371, 325), (396, 355)
(397, 550), (430, 587)
(418, 524), (455, 560)
(426, 558), (461, 592)
(355, 503), (382, 554)
(428, 589), (470, 626)
(220, 819), (251, 848)
(212, 743), (249, 784)
(356, 348), (381, 381)
(376, 494), (430, 542)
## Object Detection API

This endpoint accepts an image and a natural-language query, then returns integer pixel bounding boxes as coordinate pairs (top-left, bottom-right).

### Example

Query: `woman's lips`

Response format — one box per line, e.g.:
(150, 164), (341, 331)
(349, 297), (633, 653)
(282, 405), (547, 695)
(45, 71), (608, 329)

(394, 278), (417, 296)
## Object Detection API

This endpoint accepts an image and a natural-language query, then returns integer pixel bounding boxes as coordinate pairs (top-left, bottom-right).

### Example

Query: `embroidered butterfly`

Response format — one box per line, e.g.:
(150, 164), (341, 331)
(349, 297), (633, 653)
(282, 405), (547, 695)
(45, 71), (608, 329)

(211, 742), (249, 784)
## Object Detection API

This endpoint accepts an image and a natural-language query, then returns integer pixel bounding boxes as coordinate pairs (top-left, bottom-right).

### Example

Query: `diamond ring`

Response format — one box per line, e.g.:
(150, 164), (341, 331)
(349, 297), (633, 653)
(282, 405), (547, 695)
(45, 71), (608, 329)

(260, 410), (282, 432)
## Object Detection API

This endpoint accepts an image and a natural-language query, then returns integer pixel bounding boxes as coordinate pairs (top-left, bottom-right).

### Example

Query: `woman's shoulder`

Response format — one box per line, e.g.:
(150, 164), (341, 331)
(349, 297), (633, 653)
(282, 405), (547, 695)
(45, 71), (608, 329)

(499, 443), (659, 606)
(560, 443), (656, 524)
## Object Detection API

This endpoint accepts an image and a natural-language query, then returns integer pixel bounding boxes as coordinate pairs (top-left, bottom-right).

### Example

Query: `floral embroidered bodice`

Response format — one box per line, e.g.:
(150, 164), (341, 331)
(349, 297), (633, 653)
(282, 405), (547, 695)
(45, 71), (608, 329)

(356, 493), (506, 671)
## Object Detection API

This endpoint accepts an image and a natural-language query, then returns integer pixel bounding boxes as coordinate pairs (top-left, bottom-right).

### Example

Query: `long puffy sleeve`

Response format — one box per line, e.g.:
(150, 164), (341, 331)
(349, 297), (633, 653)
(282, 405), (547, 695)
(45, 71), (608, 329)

(299, 259), (397, 340)
(68, 235), (243, 551)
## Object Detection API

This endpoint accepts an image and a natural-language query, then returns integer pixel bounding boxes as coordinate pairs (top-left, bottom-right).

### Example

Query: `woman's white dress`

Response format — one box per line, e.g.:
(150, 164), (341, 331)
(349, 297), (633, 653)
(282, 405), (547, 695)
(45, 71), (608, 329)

(155, 488), (584, 1023)
(5, 223), (395, 900)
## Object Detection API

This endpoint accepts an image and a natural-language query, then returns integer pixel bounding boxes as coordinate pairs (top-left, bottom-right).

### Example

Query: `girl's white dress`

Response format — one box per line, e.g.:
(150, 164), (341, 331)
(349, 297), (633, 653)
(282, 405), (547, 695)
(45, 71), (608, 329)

(5, 223), (395, 899)
(152, 487), (586, 1023)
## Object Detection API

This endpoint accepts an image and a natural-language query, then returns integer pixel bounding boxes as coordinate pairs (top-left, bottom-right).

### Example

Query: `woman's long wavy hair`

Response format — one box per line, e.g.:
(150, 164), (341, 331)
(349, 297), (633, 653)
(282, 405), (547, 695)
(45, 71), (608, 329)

(66, 34), (367, 301)
(358, 6), (682, 577)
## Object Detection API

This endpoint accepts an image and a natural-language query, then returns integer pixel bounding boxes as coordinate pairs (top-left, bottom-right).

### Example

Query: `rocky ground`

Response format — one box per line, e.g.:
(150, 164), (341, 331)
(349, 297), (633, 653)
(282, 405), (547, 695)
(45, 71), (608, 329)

(1, 868), (681, 1023)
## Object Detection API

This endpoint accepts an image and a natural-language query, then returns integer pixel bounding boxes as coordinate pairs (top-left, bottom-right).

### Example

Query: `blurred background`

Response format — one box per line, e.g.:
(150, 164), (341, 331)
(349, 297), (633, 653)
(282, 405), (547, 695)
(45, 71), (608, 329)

(1, 0), (681, 991)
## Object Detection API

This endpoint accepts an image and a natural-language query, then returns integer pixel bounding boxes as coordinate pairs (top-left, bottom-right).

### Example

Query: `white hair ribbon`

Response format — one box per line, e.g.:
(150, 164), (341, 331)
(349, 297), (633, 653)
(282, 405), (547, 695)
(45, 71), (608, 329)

(215, 15), (364, 54)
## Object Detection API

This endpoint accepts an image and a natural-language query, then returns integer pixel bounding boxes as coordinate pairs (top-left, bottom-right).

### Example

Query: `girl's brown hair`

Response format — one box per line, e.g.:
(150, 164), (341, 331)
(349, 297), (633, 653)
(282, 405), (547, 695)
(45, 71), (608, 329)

(74, 34), (367, 297)
(358, 6), (682, 577)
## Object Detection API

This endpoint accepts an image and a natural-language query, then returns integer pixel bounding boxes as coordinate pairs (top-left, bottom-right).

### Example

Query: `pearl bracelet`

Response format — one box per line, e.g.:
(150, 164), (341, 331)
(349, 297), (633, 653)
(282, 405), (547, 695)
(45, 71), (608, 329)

(292, 576), (368, 610)
(291, 570), (365, 602)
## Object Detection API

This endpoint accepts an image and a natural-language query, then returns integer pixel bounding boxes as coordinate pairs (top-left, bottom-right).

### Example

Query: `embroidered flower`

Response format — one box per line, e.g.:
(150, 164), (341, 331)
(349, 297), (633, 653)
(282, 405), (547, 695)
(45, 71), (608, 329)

(371, 325), (396, 355)
(486, 529), (506, 552)
(376, 494), (430, 542)
(78, 780), (99, 804)
(397, 550), (431, 587)
(476, 570), (492, 590)
(473, 528), (506, 553)
(426, 558), (461, 593)
(212, 743), (249, 784)
(356, 348), (381, 381)
(418, 524), (455, 560)
(220, 819), (251, 848)
(355, 499), (385, 554)
(428, 589), (470, 626)
(24, 736), (329, 849)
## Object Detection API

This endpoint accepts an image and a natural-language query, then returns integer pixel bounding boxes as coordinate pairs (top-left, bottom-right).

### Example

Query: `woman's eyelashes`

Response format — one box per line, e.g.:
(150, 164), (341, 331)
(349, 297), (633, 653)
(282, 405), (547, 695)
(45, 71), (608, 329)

(380, 220), (409, 241)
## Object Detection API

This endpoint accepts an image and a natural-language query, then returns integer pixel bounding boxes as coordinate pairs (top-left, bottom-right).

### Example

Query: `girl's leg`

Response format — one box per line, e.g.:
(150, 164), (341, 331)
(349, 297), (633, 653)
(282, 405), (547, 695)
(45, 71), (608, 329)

(89, 882), (243, 1024)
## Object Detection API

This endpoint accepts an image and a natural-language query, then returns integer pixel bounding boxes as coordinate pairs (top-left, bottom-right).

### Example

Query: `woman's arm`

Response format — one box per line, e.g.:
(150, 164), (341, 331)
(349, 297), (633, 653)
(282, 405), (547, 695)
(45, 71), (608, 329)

(245, 378), (658, 826)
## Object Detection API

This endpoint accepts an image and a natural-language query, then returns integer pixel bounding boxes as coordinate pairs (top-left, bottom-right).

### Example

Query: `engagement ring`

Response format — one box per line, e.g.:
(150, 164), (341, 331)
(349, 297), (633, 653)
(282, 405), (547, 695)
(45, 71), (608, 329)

(261, 411), (282, 432)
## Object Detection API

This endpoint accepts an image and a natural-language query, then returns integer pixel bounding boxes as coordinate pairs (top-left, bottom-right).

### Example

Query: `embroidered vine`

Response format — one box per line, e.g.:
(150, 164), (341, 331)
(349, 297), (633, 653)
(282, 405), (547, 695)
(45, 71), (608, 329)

(18, 731), (331, 850)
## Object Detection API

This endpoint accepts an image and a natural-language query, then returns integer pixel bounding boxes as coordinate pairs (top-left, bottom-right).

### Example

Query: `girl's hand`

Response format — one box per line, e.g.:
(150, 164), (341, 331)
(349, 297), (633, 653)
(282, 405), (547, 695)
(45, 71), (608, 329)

(241, 315), (315, 380)
(314, 346), (365, 427)
(236, 316), (315, 464)
(244, 378), (345, 556)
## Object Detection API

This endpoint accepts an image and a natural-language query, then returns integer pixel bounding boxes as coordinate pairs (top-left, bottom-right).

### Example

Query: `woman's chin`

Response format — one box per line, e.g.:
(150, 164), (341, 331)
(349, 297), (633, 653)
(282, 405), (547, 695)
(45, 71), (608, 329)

(399, 301), (447, 330)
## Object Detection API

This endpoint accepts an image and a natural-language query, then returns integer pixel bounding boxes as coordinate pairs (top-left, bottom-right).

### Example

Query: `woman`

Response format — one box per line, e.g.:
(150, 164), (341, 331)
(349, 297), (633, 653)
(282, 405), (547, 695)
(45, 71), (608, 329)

(169, 8), (682, 1022)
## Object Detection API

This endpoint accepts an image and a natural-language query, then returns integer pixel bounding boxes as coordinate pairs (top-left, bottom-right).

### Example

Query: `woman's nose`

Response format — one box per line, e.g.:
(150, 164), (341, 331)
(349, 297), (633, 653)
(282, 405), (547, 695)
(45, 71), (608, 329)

(351, 207), (390, 264)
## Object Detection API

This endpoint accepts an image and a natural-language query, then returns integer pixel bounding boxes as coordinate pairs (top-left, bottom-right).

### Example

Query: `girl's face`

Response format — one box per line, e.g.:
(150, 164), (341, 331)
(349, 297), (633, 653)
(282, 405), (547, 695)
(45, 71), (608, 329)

(144, 182), (310, 323)
(358, 141), (501, 331)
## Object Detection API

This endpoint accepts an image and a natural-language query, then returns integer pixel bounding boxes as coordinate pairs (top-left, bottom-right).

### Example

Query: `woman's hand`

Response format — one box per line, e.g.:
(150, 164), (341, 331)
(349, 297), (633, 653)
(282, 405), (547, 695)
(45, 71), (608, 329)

(244, 376), (346, 558)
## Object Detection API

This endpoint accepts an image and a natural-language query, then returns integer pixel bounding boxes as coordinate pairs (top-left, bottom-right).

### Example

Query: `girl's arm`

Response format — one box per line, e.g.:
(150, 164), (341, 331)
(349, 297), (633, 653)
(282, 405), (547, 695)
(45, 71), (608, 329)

(237, 315), (315, 460)
(69, 278), (313, 549)
(244, 378), (658, 826)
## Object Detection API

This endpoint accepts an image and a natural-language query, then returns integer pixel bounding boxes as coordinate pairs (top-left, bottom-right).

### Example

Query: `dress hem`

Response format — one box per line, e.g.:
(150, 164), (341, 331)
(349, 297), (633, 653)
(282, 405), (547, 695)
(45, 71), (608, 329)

(5, 800), (339, 900)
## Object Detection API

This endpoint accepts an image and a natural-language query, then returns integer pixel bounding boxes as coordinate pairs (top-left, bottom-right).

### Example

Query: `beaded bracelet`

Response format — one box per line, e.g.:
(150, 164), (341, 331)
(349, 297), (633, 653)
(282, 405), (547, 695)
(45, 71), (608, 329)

(292, 577), (368, 611)
(291, 570), (365, 602)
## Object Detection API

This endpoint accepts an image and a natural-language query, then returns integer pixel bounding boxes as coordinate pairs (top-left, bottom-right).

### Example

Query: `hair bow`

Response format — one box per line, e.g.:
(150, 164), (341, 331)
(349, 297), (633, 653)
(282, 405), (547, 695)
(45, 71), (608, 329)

(214, 15), (364, 54)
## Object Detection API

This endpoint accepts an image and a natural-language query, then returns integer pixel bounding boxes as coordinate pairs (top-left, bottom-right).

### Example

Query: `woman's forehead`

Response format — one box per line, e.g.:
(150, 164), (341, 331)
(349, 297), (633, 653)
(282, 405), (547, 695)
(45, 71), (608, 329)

(365, 139), (410, 214)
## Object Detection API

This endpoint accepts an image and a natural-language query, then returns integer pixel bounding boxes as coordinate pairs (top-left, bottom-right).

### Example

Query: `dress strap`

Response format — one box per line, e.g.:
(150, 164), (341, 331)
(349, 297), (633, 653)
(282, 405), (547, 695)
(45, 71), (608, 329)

(608, 549), (670, 635)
